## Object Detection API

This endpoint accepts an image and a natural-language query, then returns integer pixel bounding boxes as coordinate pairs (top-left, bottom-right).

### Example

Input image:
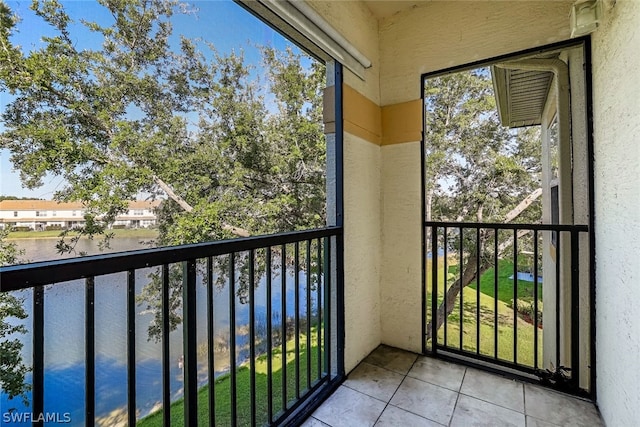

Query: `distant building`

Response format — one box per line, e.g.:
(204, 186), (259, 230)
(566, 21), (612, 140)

(0, 200), (160, 230)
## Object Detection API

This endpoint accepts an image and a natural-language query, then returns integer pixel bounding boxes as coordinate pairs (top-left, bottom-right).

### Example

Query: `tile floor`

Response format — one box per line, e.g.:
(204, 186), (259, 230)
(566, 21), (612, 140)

(303, 345), (603, 427)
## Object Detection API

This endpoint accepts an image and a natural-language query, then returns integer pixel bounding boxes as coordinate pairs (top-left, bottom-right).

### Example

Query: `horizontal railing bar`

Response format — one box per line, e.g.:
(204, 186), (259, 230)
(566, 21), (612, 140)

(435, 345), (539, 376)
(0, 226), (342, 292)
(424, 221), (587, 232)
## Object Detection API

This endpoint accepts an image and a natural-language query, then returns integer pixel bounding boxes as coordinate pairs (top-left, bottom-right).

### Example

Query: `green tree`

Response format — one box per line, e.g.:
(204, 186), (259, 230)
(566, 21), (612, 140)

(0, 228), (30, 405)
(0, 0), (327, 341)
(0, 0), (325, 246)
(423, 68), (542, 338)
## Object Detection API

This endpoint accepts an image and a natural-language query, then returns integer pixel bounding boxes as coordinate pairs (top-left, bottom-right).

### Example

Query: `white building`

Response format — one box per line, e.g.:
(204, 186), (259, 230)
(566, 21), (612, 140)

(0, 200), (160, 230)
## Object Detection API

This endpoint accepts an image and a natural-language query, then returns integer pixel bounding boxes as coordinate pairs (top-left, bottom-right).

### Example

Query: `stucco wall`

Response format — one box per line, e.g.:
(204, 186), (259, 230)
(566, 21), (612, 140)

(343, 134), (382, 371)
(311, 1), (383, 372)
(380, 141), (422, 352)
(378, 1), (573, 106)
(592, 1), (640, 425)
(376, 0), (575, 354)
(310, 1), (381, 104)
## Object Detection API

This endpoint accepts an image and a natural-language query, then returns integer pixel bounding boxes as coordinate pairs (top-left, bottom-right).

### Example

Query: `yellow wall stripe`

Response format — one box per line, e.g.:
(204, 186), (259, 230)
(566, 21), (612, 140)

(323, 84), (421, 146)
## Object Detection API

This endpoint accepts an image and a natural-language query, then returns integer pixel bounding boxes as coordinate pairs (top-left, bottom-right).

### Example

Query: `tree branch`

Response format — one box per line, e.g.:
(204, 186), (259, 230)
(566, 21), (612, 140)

(426, 188), (542, 341)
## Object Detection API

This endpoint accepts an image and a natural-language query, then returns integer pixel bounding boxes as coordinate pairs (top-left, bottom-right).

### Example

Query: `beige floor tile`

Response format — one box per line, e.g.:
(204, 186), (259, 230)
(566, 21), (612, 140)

(450, 395), (526, 427)
(363, 345), (418, 375)
(300, 416), (331, 427)
(408, 356), (467, 391)
(312, 386), (386, 427)
(375, 405), (443, 426)
(344, 362), (405, 402)
(524, 384), (603, 427)
(390, 376), (458, 425)
(460, 368), (524, 412)
(526, 415), (561, 427)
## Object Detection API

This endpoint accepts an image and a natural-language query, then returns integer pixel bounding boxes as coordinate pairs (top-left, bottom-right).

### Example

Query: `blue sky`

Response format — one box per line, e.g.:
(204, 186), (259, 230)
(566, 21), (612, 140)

(0, 0), (298, 198)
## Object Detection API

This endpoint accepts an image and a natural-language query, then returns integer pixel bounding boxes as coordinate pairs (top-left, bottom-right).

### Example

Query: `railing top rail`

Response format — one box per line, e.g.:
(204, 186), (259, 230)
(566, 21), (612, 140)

(0, 226), (342, 292)
(424, 221), (588, 233)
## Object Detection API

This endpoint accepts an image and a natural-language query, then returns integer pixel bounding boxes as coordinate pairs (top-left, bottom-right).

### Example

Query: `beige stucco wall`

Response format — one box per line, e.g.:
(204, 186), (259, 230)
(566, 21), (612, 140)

(312, 1), (383, 372)
(592, 1), (640, 425)
(343, 134), (382, 371)
(314, 0), (584, 367)
(378, 0), (573, 106)
(309, 1), (381, 104)
(380, 141), (423, 352)
(376, 0), (576, 353)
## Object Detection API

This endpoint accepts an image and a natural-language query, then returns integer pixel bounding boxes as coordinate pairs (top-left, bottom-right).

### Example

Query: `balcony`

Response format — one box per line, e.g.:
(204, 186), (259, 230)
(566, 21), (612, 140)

(1, 219), (602, 426)
(304, 345), (603, 427)
(0, 228), (342, 426)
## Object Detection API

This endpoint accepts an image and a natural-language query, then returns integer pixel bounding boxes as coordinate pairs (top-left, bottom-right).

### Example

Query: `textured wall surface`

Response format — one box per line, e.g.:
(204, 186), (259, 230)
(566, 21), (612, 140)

(592, 1), (640, 425)
(343, 133), (382, 371)
(380, 141), (422, 352)
(378, 1), (573, 105)
(311, 1), (383, 372)
(309, 1), (381, 104)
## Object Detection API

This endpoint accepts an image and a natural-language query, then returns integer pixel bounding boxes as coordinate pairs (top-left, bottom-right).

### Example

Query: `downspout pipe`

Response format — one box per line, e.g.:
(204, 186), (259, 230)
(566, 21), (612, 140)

(495, 58), (575, 380)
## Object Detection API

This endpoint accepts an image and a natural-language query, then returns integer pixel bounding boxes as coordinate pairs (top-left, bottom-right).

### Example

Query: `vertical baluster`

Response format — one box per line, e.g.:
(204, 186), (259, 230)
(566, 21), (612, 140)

(127, 270), (136, 427)
(555, 232), (561, 370)
(280, 244), (287, 410)
(183, 260), (197, 427)
(161, 265), (170, 427)
(228, 254), (237, 427)
(431, 226), (438, 352)
(206, 258), (215, 427)
(513, 229), (518, 364)
(476, 227), (481, 355)
(86, 277), (95, 427)
(266, 247), (273, 424)
(443, 227), (448, 347)
(249, 250), (256, 426)
(570, 230), (580, 389)
(306, 239), (312, 391)
(494, 228), (499, 360)
(533, 230), (540, 370)
(294, 242), (300, 399)
(33, 286), (44, 427)
(459, 227), (464, 350)
(316, 238), (322, 381)
(323, 237), (331, 377)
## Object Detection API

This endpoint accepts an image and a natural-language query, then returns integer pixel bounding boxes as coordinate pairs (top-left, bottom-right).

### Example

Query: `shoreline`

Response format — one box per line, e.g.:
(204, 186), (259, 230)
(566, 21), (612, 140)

(7, 229), (159, 240)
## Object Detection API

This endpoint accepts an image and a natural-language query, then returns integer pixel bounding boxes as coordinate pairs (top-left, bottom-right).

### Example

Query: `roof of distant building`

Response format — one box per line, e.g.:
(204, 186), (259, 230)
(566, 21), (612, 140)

(0, 199), (161, 211)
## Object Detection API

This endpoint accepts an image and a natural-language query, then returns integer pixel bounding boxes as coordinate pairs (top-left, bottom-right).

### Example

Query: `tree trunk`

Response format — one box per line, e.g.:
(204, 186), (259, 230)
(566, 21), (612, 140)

(425, 188), (541, 342)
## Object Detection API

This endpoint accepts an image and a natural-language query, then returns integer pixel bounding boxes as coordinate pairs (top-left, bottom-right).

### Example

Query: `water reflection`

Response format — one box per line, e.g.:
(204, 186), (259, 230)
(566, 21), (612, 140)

(1, 237), (319, 426)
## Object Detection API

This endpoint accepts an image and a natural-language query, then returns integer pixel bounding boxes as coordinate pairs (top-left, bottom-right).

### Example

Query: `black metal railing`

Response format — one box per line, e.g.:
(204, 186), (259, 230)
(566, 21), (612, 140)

(424, 221), (590, 393)
(0, 226), (342, 426)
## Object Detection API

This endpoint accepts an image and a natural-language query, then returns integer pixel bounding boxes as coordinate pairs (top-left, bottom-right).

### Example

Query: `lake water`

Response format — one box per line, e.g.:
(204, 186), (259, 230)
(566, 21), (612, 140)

(1, 237), (316, 426)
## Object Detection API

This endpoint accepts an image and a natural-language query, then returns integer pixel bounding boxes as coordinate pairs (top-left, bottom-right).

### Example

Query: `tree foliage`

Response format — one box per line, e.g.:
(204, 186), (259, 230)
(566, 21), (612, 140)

(424, 68), (541, 224)
(423, 68), (542, 338)
(0, 0), (327, 344)
(0, 0), (326, 248)
(0, 228), (30, 404)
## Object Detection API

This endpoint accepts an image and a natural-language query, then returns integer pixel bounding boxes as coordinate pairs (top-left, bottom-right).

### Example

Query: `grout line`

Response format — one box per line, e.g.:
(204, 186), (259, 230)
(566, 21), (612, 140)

(372, 353), (420, 426)
(448, 367), (467, 427)
(340, 382), (388, 404)
(523, 380), (528, 419)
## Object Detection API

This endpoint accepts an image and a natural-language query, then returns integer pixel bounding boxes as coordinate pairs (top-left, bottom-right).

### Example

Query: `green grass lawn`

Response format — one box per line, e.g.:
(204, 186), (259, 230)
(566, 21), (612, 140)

(140, 258), (544, 426)
(7, 228), (159, 239)
(450, 259), (544, 305)
(427, 258), (543, 368)
(138, 330), (323, 427)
